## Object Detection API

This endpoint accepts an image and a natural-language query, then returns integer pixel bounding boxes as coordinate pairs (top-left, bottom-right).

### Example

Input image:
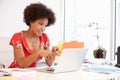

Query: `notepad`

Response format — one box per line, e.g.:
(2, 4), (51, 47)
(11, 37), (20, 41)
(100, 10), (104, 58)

(83, 67), (120, 74)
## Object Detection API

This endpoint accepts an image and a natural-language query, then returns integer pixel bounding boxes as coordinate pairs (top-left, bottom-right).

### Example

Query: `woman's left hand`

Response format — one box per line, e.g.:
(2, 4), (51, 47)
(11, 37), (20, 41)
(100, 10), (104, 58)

(45, 46), (59, 66)
(51, 46), (59, 55)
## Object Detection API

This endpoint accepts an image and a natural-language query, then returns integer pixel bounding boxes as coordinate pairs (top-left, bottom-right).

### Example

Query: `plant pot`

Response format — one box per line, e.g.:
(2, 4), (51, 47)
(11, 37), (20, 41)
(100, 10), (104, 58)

(93, 48), (106, 59)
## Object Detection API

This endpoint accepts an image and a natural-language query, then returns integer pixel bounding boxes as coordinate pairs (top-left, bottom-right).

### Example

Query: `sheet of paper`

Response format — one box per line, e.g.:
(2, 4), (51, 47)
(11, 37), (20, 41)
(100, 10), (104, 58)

(0, 69), (12, 77)
(11, 68), (36, 77)
(83, 67), (120, 74)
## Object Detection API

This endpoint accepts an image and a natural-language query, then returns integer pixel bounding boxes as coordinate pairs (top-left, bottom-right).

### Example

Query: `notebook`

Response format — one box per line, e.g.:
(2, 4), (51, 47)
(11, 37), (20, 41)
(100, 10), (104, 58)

(37, 48), (88, 74)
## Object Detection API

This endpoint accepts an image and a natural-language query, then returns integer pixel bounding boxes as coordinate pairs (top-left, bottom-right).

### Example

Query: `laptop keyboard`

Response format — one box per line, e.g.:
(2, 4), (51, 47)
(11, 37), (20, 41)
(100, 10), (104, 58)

(45, 67), (55, 71)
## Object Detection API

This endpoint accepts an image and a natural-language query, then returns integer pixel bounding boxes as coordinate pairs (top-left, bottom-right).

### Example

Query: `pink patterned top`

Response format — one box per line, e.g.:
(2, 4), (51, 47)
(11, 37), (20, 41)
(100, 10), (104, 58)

(9, 31), (50, 68)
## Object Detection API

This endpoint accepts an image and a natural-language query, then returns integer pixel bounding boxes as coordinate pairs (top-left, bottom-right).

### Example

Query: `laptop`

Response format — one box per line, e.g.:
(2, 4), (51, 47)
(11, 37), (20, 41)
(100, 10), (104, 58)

(36, 48), (88, 74)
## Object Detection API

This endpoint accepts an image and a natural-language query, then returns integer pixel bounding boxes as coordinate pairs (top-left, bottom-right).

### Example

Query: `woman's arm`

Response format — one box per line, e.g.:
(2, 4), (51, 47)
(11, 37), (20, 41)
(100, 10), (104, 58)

(13, 46), (49, 68)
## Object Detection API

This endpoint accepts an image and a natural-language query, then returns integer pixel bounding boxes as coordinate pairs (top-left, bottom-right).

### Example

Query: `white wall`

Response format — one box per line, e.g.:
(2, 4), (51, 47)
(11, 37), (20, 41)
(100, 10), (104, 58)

(0, 0), (63, 43)
(0, 37), (13, 68)
(0, 0), (63, 67)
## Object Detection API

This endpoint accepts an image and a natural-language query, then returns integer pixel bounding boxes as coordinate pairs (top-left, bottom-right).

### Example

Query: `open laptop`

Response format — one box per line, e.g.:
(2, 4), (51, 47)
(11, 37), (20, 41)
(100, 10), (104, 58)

(36, 48), (88, 74)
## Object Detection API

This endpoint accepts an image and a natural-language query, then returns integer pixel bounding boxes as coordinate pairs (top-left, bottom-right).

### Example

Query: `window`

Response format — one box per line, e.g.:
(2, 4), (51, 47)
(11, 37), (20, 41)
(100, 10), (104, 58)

(115, 0), (120, 58)
(64, 0), (112, 60)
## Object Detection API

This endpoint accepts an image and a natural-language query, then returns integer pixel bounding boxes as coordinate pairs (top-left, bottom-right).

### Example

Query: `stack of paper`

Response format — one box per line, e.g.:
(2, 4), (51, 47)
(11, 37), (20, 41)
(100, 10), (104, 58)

(0, 69), (12, 77)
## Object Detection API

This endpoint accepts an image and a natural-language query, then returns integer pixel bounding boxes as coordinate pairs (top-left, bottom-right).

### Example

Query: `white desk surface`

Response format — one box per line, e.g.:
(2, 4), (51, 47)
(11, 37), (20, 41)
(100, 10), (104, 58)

(36, 68), (120, 80)
(1, 65), (120, 80)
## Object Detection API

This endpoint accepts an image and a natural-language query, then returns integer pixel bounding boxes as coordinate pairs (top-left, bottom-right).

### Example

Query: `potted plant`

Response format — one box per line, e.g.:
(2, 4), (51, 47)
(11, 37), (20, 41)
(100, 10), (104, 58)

(93, 46), (107, 59)
(89, 22), (107, 59)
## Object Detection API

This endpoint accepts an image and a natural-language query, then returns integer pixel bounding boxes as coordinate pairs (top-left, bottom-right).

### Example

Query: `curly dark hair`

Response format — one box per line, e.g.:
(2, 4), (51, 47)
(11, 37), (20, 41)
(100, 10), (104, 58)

(23, 2), (56, 26)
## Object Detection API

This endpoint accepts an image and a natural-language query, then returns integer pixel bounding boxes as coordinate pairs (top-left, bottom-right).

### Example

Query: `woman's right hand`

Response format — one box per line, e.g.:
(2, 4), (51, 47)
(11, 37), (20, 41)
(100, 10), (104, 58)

(33, 44), (50, 57)
(38, 49), (50, 57)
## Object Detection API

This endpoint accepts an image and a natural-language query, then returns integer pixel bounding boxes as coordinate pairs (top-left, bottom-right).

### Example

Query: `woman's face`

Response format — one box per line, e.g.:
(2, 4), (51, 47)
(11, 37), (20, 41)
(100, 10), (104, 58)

(30, 18), (48, 36)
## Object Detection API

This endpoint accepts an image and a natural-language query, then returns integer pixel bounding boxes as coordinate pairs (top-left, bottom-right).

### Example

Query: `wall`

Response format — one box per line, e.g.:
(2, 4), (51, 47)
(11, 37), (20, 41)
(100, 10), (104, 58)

(0, 0), (64, 44)
(0, 37), (13, 67)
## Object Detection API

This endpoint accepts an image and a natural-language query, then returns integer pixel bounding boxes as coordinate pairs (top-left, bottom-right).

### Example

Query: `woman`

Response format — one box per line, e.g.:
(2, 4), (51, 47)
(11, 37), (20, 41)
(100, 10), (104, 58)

(9, 2), (58, 68)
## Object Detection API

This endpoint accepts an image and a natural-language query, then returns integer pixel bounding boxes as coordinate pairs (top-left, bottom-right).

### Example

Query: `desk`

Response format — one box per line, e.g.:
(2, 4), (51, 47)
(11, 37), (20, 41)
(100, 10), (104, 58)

(1, 67), (119, 80)
(1, 62), (120, 80)
(36, 69), (120, 80)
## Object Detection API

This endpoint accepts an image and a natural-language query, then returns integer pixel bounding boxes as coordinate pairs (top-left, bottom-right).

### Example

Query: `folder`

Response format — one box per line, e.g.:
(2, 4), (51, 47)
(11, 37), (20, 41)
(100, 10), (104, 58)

(63, 41), (84, 48)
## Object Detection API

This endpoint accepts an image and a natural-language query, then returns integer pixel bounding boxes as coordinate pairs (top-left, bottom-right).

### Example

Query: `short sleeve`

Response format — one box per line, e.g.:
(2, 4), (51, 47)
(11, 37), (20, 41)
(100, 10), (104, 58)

(9, 32), (23, 48)
(40, 33), (50, 49)
(42, 33), (50, 47)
